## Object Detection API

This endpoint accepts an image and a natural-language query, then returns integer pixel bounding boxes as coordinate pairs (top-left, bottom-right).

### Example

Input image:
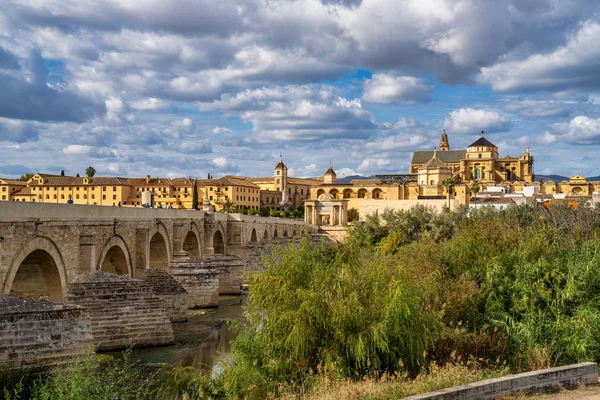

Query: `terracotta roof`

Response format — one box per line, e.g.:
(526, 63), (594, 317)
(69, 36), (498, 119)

(32, 174), (126, 186)
(324, 167), (335, 175)
(468, 136), (497, 148)
(197, 176), (260, 189)
(423, 153), (449, 169)
(288, 177), (322, 185)
(122, 177), (171, 187)
(12, 187), (34, 196)
(411, 150), (466, 164)
(0, 178), (26, 186)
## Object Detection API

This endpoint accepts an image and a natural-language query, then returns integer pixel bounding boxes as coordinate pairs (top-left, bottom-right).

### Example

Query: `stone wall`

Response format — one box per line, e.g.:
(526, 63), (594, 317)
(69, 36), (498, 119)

(406, 362), (598, 400)
(0, 294), (92, 369)
(141, 269), (188, 322)
(169, 257), (219, 308)
(65, 272), (173, 351)
(200, 255), (245, 295)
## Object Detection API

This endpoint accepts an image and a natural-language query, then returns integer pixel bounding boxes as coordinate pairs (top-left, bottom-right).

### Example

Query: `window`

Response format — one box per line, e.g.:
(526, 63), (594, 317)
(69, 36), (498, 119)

(1, 187), (5, 192)
(210, 196), (213, 200)
(75, 194), (79, 199)
(301, 189), (303, 195)
(277, 171), (280, 175)
(91, 194), (95, 199)
(1, 195), (5, 200)
(478, 154), (482, 159)
(76, 187), (79, 191)
(61, 194), (64, 199)
(103, 187), (107, 191)
(276, 179), (280, 184)
(102, 195), (106, 200)
(61, 187), (65, 191)
(113, 186), (117, 191)
(53, 195), (56, 199)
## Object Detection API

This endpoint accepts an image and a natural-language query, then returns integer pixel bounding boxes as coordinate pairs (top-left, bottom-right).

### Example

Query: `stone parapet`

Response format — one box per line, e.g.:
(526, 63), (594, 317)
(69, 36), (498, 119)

(65, 272), (174, 351)
(200, 254), (245, 295)
(0, 295), (93, 369)
(140, 269), (188, 322)
(169, 257), (219, 308)
(406, 362), (598, 400)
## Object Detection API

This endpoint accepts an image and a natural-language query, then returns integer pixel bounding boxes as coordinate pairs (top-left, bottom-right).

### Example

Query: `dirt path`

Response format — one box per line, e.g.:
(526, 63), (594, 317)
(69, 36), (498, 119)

(502, 384), (600, 399)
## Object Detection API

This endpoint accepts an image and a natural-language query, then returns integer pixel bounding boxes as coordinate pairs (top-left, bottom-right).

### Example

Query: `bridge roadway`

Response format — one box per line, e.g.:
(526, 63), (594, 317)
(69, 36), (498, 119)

(0, 202), (314, 303)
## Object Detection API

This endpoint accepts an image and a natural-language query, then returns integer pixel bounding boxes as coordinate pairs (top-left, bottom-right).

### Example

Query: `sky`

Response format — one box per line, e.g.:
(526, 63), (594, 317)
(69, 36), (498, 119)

(1, 0), (600, 179)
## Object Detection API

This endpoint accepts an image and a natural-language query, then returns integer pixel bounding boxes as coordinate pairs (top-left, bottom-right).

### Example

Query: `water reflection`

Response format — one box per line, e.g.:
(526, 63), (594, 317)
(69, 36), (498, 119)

(104, 295), (246, 371)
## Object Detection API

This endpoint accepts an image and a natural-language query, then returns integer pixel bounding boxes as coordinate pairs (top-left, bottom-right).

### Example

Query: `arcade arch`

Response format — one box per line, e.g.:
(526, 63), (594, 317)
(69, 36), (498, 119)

(213, 230), (225, 254)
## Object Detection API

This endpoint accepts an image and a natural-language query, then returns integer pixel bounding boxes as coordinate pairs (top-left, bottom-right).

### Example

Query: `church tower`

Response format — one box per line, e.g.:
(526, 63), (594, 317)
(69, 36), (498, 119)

(439, 129), (450, 151)
(274, 154), (289, 203)
(323, 162), (337, 184)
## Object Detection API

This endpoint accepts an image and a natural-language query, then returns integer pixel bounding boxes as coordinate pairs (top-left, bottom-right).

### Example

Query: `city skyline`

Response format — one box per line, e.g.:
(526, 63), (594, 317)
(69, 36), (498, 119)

(1, 1), (600, 179)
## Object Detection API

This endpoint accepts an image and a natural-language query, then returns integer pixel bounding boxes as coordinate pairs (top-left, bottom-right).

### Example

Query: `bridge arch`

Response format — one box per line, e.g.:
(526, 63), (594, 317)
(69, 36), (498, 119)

(97, 235), (132, 276)
(3, 236), (68, 302)
(213, 230), (225, 254)
(250, 228), (258, 243)
(149, 224), (171, 270)
(183, 223), (202, 258)
(263, 229), (269, 241)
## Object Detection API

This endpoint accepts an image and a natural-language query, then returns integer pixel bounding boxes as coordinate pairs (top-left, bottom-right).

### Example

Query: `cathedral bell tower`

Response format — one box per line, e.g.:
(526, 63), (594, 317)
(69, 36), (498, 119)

(439, 129), (450, 151)
(274, 154), (291, 208)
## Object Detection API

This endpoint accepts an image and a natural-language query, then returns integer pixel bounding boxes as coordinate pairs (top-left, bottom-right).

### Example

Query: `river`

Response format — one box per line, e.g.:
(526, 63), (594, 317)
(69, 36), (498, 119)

(104, 294), (246, 373)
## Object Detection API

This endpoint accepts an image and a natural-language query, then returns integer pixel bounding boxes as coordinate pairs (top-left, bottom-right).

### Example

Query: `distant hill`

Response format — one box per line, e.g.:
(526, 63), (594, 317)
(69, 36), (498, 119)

(535, 174), (569, 183)
(586, 176), (600, 181)
(337, 175), (372, 184)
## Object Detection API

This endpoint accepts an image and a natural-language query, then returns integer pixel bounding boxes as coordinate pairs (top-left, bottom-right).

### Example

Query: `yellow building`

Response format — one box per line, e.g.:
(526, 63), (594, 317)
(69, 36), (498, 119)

(0, 178), (26, 201)
(199, 176), (261, 211)
(237, 155), (322, 210)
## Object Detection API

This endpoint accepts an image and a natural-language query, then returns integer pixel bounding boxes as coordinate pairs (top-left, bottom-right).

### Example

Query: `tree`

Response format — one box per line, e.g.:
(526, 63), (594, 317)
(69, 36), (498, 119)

(348, 208), (359, 222)
(60, 170), (65, 176)
(76, 173), (80, 177)
(19, 173), (34, 182)
(192, 180), (199, 210)
(207, 173), (212, 180)
(443, 178), (456, 208)
(217, 198), (236, 212)
(85, 166), (96, 177)
(470, 182), (480, 198)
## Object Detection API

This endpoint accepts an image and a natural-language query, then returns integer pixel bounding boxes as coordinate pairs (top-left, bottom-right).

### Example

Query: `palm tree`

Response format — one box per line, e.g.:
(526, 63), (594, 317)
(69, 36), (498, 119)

(470, 182), (480, 198)
(217, 198), (237, 213)
(443, 178), (456, 208)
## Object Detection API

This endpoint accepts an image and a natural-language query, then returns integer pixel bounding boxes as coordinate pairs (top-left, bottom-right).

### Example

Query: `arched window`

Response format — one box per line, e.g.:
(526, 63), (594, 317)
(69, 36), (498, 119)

(91, 194), (95, 199)
(53, 195), (57, 199)
(478, 154), (482, 159)
(83, 194), (87, 199)
(60, 194), (64, 199)
(75, 194), (80, 199)
(45, 194), (49, 199)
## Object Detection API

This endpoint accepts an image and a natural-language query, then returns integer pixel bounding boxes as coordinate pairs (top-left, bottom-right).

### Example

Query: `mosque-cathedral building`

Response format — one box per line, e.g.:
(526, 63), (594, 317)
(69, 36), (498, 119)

(308, 130), (600, 209)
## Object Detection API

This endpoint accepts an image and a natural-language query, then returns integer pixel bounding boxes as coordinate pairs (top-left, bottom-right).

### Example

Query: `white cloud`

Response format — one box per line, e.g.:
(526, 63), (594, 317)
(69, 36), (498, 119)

(213, 127), (233, 134)
(335, 167), (356, 178)
(362, 74), (432, 104)
(63, 144), (92, 155)
(211, 157), (231, 168)
(288, 163), (320, 177)
(504, 100), (574, 119)
(129, 98), (169, 111)
(539, 132), (558, 145)
(357, 158), (392, 173)
(556, 115), (600, 144)
(443, 108), (510, 135)
(479, 21), (600, 92)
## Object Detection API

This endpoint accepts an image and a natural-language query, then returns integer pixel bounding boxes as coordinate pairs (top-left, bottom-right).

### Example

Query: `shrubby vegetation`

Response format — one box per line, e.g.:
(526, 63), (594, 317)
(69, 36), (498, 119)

(4, 202), (600, 399)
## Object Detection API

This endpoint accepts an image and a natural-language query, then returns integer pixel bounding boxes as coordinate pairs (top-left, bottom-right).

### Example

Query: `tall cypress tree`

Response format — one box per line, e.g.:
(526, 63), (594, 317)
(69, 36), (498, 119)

(192, 180), (199, 210)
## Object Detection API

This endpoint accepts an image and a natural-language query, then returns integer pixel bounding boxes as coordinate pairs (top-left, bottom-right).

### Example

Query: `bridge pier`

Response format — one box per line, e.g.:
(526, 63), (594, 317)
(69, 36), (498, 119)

(169, 257), (219, 308)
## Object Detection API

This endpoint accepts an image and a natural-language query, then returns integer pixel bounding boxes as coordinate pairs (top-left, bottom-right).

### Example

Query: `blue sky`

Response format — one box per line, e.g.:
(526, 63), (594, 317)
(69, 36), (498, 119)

(1, 0), (600, 179)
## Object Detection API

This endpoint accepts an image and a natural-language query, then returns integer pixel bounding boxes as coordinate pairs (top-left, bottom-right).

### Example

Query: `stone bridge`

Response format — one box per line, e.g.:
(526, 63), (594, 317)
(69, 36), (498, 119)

(0, 202), (313, 306)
